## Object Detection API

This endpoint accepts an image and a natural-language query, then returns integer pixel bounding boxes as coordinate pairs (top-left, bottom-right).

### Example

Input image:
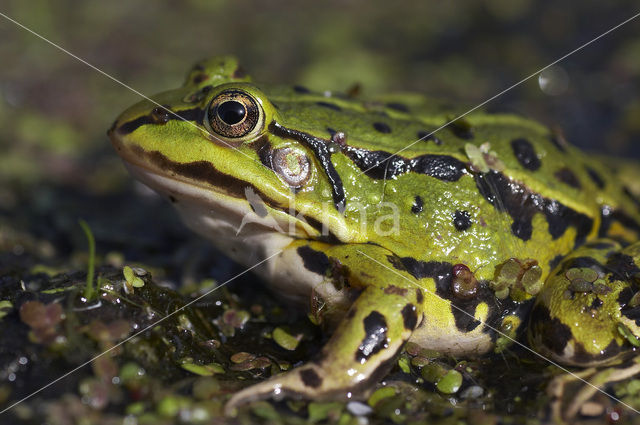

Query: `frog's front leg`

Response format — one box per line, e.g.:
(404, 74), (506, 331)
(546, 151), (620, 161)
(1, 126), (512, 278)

(224, 241), (424, 414)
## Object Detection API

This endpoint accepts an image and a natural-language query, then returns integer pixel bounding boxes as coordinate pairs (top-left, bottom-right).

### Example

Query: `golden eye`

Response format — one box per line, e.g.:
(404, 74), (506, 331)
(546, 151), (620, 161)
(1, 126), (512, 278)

(207, 90), (261, 138)
(272, 147), (311, 188)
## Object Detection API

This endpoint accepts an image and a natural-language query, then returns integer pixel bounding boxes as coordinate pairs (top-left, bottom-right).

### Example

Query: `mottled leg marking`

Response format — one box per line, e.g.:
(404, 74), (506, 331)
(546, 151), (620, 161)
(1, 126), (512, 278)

(531, 240), (640, 420)
(225, 241), (423, 415)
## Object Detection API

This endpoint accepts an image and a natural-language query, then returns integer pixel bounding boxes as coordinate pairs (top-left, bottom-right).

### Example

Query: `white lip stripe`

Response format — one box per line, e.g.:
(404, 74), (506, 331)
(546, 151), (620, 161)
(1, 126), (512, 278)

(356, 249), (640, 416)
(356, 11), (640, 177)
(0, 250), (282, 415)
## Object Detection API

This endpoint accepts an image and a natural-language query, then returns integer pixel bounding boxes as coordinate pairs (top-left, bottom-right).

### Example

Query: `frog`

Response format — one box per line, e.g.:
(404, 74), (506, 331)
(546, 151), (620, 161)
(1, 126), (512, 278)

(108, 56), (640, 419)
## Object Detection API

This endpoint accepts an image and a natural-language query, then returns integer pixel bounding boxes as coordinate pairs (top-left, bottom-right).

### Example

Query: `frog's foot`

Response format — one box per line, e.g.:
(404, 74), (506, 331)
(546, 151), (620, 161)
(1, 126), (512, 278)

(548, 358), (640, 421)
(224, 361), (358, 416)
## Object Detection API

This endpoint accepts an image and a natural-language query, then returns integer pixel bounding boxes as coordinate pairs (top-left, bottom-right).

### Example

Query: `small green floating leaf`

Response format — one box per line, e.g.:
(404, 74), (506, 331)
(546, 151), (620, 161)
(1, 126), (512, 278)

(0, 300), (13, 320)
(273, 327), (301, 351)
(123, 266), (145, 288)
(181, 362), (225, 376)
(308, 401), (344, 423)
(367, 386), (396, 407)
(397, 355), (411, 373)
(436, 369), (463, 394)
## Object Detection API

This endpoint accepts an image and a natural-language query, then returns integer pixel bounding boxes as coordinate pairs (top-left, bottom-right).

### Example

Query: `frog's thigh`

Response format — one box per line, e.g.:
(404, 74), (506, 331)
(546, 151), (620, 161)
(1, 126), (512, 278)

(529, 239), (640, 366)
(225, 242), (423, 414)
(529, 240), (640, 420)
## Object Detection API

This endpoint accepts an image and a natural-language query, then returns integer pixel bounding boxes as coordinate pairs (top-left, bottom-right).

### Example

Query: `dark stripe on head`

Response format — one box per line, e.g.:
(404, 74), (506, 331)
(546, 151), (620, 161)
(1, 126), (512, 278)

(134, 146), (248, 198)
(129, 146), (326, 235)
(117, 107), (204, 135)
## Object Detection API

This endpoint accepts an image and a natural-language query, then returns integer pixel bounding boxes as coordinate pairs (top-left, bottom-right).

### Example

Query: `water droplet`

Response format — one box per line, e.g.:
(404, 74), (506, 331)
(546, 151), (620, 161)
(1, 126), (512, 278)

(538, 66), (569, 96)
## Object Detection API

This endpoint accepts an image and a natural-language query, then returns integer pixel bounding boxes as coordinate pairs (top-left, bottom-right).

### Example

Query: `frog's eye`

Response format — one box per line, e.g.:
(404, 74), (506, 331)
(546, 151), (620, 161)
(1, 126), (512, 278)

(207, 90), (262, 138)
(272, 147), (311, 188)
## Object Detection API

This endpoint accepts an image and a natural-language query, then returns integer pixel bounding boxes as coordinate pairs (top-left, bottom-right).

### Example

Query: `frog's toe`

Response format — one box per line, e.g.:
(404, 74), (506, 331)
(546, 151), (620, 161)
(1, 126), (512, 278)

(224, 363), (328, 416)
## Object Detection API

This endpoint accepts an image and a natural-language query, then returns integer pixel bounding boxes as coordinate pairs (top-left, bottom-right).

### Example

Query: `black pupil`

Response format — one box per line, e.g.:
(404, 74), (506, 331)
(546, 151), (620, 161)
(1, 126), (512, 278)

(217, 100), (246, 125)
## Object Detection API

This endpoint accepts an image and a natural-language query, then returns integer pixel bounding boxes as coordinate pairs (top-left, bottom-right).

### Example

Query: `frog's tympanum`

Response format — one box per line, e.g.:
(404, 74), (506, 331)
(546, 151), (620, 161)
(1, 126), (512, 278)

(109, 56), (640, 417)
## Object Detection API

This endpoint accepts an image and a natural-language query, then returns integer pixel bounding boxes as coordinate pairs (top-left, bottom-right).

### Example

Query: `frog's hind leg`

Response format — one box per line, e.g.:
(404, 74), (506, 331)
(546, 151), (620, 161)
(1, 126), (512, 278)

(529, 239), (640, 420)
(224, 241), (424, 415)
(548, 357), (640, 421)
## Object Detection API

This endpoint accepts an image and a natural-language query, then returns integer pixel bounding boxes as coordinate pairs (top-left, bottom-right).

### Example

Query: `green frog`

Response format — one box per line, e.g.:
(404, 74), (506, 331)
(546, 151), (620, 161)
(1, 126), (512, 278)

(109, 56), (640, 418)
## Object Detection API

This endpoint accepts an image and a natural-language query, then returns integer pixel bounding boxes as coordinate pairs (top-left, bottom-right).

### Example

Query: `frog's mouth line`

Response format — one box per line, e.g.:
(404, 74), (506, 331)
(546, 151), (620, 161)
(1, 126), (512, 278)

(111, 134), (323, 238)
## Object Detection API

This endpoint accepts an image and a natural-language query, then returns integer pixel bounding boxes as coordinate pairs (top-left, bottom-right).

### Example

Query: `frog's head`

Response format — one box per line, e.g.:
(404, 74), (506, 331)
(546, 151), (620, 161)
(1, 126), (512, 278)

(109, 56), (364, 244)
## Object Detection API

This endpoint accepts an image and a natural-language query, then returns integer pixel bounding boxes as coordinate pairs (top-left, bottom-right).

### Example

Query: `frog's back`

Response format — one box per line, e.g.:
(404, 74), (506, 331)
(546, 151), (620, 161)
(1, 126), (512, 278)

(267, 84), (640, 281)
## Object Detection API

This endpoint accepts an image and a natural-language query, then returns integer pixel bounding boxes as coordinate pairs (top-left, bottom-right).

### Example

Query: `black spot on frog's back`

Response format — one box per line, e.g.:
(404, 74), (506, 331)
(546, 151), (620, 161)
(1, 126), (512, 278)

(453, 210), (472, 231)
(554, 167), (581, 189)
(510, 138), (541, 171)
(293, 85), (311, 94)
(411, 196), (424, 214)
(447, 119), (473, 139)
(386, 102), (409, 112)
(316, 101), (341, 111)
(373, 122), (392, 134)
(417, 130), (443, 145)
